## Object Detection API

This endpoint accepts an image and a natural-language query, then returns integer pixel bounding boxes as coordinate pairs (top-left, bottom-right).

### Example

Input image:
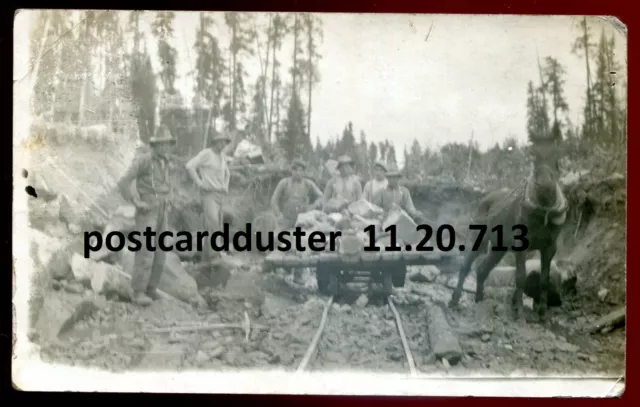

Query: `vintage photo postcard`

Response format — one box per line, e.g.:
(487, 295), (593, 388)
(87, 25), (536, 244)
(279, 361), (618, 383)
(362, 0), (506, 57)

(13, 10), (626, 396)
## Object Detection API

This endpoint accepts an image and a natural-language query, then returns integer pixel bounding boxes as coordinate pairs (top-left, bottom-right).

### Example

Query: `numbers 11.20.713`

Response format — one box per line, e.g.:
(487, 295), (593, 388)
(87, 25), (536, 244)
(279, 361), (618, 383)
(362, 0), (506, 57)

(362, 224), (529, 252)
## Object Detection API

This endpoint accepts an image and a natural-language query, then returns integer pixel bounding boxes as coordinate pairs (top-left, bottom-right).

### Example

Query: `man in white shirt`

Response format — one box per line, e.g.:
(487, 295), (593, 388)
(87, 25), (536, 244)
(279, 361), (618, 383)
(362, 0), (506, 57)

(363, 160), (388, 207)
(186, 131), (235, 262)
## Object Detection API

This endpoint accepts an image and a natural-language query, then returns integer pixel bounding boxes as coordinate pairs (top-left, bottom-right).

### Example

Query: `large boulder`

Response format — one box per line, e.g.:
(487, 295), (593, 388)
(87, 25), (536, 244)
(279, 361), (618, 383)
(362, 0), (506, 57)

(103, 204), (136, 236)
(47, 233), (112, 281)
(29, 228), (65, 269)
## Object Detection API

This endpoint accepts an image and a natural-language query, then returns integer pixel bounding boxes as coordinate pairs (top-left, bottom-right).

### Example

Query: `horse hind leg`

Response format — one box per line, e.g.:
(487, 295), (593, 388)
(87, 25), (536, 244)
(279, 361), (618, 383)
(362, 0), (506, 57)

(535, 244), (557, 321)
(475, 249), (506, 303)
(511, 251), (527, 320)
(449, 248), (482, 307)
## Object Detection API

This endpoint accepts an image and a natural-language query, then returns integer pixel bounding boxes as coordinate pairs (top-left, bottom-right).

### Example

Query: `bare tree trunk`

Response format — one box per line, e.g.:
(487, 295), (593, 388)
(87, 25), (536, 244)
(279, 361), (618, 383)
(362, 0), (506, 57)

(267, 21), (279, 144)
(263, 17), (272, 142)
(582, 17), (594, 133)
(204, 77), (217, 150)
(230, 21), (238, 131)
(275, 85), (281, 138)
(197, 13), (205, 143)
(605, 42), (618, 142)
(291, 14), (299, 92)
(306, 16), (313, 140)
(253, 18), (271, 144)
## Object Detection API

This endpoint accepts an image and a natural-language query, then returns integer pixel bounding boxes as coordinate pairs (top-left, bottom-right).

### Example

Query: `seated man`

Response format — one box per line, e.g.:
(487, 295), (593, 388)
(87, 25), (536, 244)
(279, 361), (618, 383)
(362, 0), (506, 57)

(271, 159), (324, 230)
(322, 155), (362, 212)
(363, 160), (388, 207)
(378, 169), (425, 222)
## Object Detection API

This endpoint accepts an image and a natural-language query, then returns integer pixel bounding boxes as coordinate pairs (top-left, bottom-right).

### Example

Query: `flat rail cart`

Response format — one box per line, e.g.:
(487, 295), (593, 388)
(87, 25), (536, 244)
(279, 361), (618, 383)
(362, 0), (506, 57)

(262, 244), (460, 297)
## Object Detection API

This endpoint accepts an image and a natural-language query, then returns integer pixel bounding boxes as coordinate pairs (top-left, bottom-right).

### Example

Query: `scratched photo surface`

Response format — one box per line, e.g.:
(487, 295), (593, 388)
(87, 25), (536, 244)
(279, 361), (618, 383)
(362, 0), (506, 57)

(13, 10), (626, 395)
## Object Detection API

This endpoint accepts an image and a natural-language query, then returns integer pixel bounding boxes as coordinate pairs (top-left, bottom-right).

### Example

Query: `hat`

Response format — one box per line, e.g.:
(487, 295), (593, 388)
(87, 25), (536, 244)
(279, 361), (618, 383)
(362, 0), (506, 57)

(291, 159), (307, 170)
(211, 132), (232, 143)
(149, 126), (176, 144)
(385, 166), (402, 178)
(373, 161), (387, 172)
(336, 155), (354, 168)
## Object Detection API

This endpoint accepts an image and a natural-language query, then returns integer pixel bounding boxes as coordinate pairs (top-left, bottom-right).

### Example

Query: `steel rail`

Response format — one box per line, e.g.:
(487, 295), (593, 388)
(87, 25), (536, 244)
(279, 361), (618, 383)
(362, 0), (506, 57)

(296, 295), (417, 377)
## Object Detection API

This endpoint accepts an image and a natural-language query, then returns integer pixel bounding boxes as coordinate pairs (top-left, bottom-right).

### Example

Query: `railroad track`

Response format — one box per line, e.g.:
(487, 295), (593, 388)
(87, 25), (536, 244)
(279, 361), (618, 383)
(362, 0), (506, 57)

(296, 295), (418, 375)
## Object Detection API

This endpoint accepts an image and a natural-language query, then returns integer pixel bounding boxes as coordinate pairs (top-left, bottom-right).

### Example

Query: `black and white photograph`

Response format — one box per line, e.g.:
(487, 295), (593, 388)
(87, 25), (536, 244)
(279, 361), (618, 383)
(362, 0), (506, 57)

(13, 10), (626, 396)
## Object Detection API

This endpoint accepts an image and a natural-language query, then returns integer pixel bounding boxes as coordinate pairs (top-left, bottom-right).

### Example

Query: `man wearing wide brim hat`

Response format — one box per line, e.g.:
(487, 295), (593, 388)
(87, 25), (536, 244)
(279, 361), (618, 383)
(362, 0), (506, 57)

(378, 166), (424, 222)
(186, 130), (237, 264)
(117, 125), (176, 306)
(209, 132), (232, 145)
(149, 125), (177, 145)
(290, 158), (307, 171)
(271, 159), (323, 226)
(363, 160), (388, 206)
(271, 158), (324, 276)
(270, 159), (322, 284)
(322, 154), (363, 212)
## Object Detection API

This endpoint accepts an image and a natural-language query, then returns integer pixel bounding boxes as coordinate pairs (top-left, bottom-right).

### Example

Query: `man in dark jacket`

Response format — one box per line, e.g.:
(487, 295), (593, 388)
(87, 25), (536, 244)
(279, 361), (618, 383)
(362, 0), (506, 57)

(117, 127), (176, 306)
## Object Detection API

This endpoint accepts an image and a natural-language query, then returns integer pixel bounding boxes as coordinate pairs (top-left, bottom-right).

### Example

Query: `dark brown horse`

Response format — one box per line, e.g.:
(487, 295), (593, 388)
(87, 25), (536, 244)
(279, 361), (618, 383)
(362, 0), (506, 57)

(449, 143), (568, 321)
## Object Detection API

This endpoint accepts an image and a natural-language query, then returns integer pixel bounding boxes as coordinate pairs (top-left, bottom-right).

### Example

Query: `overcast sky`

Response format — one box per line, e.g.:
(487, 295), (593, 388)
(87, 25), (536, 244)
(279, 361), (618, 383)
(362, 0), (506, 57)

(25, 12), (629, 158)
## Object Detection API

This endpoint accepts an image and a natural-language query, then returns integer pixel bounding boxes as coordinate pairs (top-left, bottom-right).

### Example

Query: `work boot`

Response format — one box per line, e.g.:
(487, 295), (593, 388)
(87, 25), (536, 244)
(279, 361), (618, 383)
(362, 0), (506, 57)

(132, 292), (153, 306)
(146, 289), (161, 301)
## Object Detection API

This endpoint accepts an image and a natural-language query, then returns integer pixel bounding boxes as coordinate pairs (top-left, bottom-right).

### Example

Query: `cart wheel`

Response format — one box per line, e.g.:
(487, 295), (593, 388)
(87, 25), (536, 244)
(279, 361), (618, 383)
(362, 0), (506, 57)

(316, 265), (331, 295)
(392, 266), (407, 288)
(383, 273), (393, 297)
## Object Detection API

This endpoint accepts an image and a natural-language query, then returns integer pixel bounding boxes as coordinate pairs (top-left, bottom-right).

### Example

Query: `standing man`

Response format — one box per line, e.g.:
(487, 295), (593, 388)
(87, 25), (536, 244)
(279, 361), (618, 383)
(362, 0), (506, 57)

(378, 169), (425, 222)
(117, 126), (176, 306)
(185, 131), (236, 263)
(271, 159), (324, 285)
(271, 159), (324, 230)
(322, 155), (363, 212)
(363, 160), (388, 207)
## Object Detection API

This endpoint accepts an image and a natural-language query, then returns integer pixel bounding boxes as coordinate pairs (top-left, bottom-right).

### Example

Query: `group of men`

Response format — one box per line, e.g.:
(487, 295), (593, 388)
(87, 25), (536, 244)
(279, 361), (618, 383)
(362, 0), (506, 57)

(270, 154), (424, 230)
(118, 126), (422, 306)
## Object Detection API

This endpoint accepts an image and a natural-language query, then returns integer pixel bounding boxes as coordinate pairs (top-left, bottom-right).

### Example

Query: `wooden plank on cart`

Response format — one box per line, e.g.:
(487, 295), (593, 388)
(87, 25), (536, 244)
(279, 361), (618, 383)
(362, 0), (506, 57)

(265, 252), (285, 266)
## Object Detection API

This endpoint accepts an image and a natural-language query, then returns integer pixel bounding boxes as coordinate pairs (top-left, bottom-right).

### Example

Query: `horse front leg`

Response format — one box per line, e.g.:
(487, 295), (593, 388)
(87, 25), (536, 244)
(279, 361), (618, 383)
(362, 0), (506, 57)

(449, 249), (481, 308)
(536, 243), (556, 321)
(511, 251), (526, 320)
(475, 249), (506, 303)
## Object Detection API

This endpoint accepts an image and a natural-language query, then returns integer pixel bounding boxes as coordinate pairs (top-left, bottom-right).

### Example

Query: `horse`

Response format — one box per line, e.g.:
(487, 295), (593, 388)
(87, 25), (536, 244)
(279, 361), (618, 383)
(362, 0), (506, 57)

(448, 143), (569, 321)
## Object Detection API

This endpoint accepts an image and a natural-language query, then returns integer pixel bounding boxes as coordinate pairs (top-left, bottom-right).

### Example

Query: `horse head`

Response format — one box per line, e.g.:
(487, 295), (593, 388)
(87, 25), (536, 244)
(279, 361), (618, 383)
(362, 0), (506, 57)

(530, 141), (562, 208)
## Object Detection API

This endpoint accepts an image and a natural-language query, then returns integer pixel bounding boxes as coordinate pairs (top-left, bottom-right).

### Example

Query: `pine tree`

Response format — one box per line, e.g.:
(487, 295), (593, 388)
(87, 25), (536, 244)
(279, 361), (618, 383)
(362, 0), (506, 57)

(542, 57), (569, 143)
(266, 14), (288, 144)
(571, 17), (597, 139)
(128, 11), (157, 143)
(280, 91), (309, 161)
